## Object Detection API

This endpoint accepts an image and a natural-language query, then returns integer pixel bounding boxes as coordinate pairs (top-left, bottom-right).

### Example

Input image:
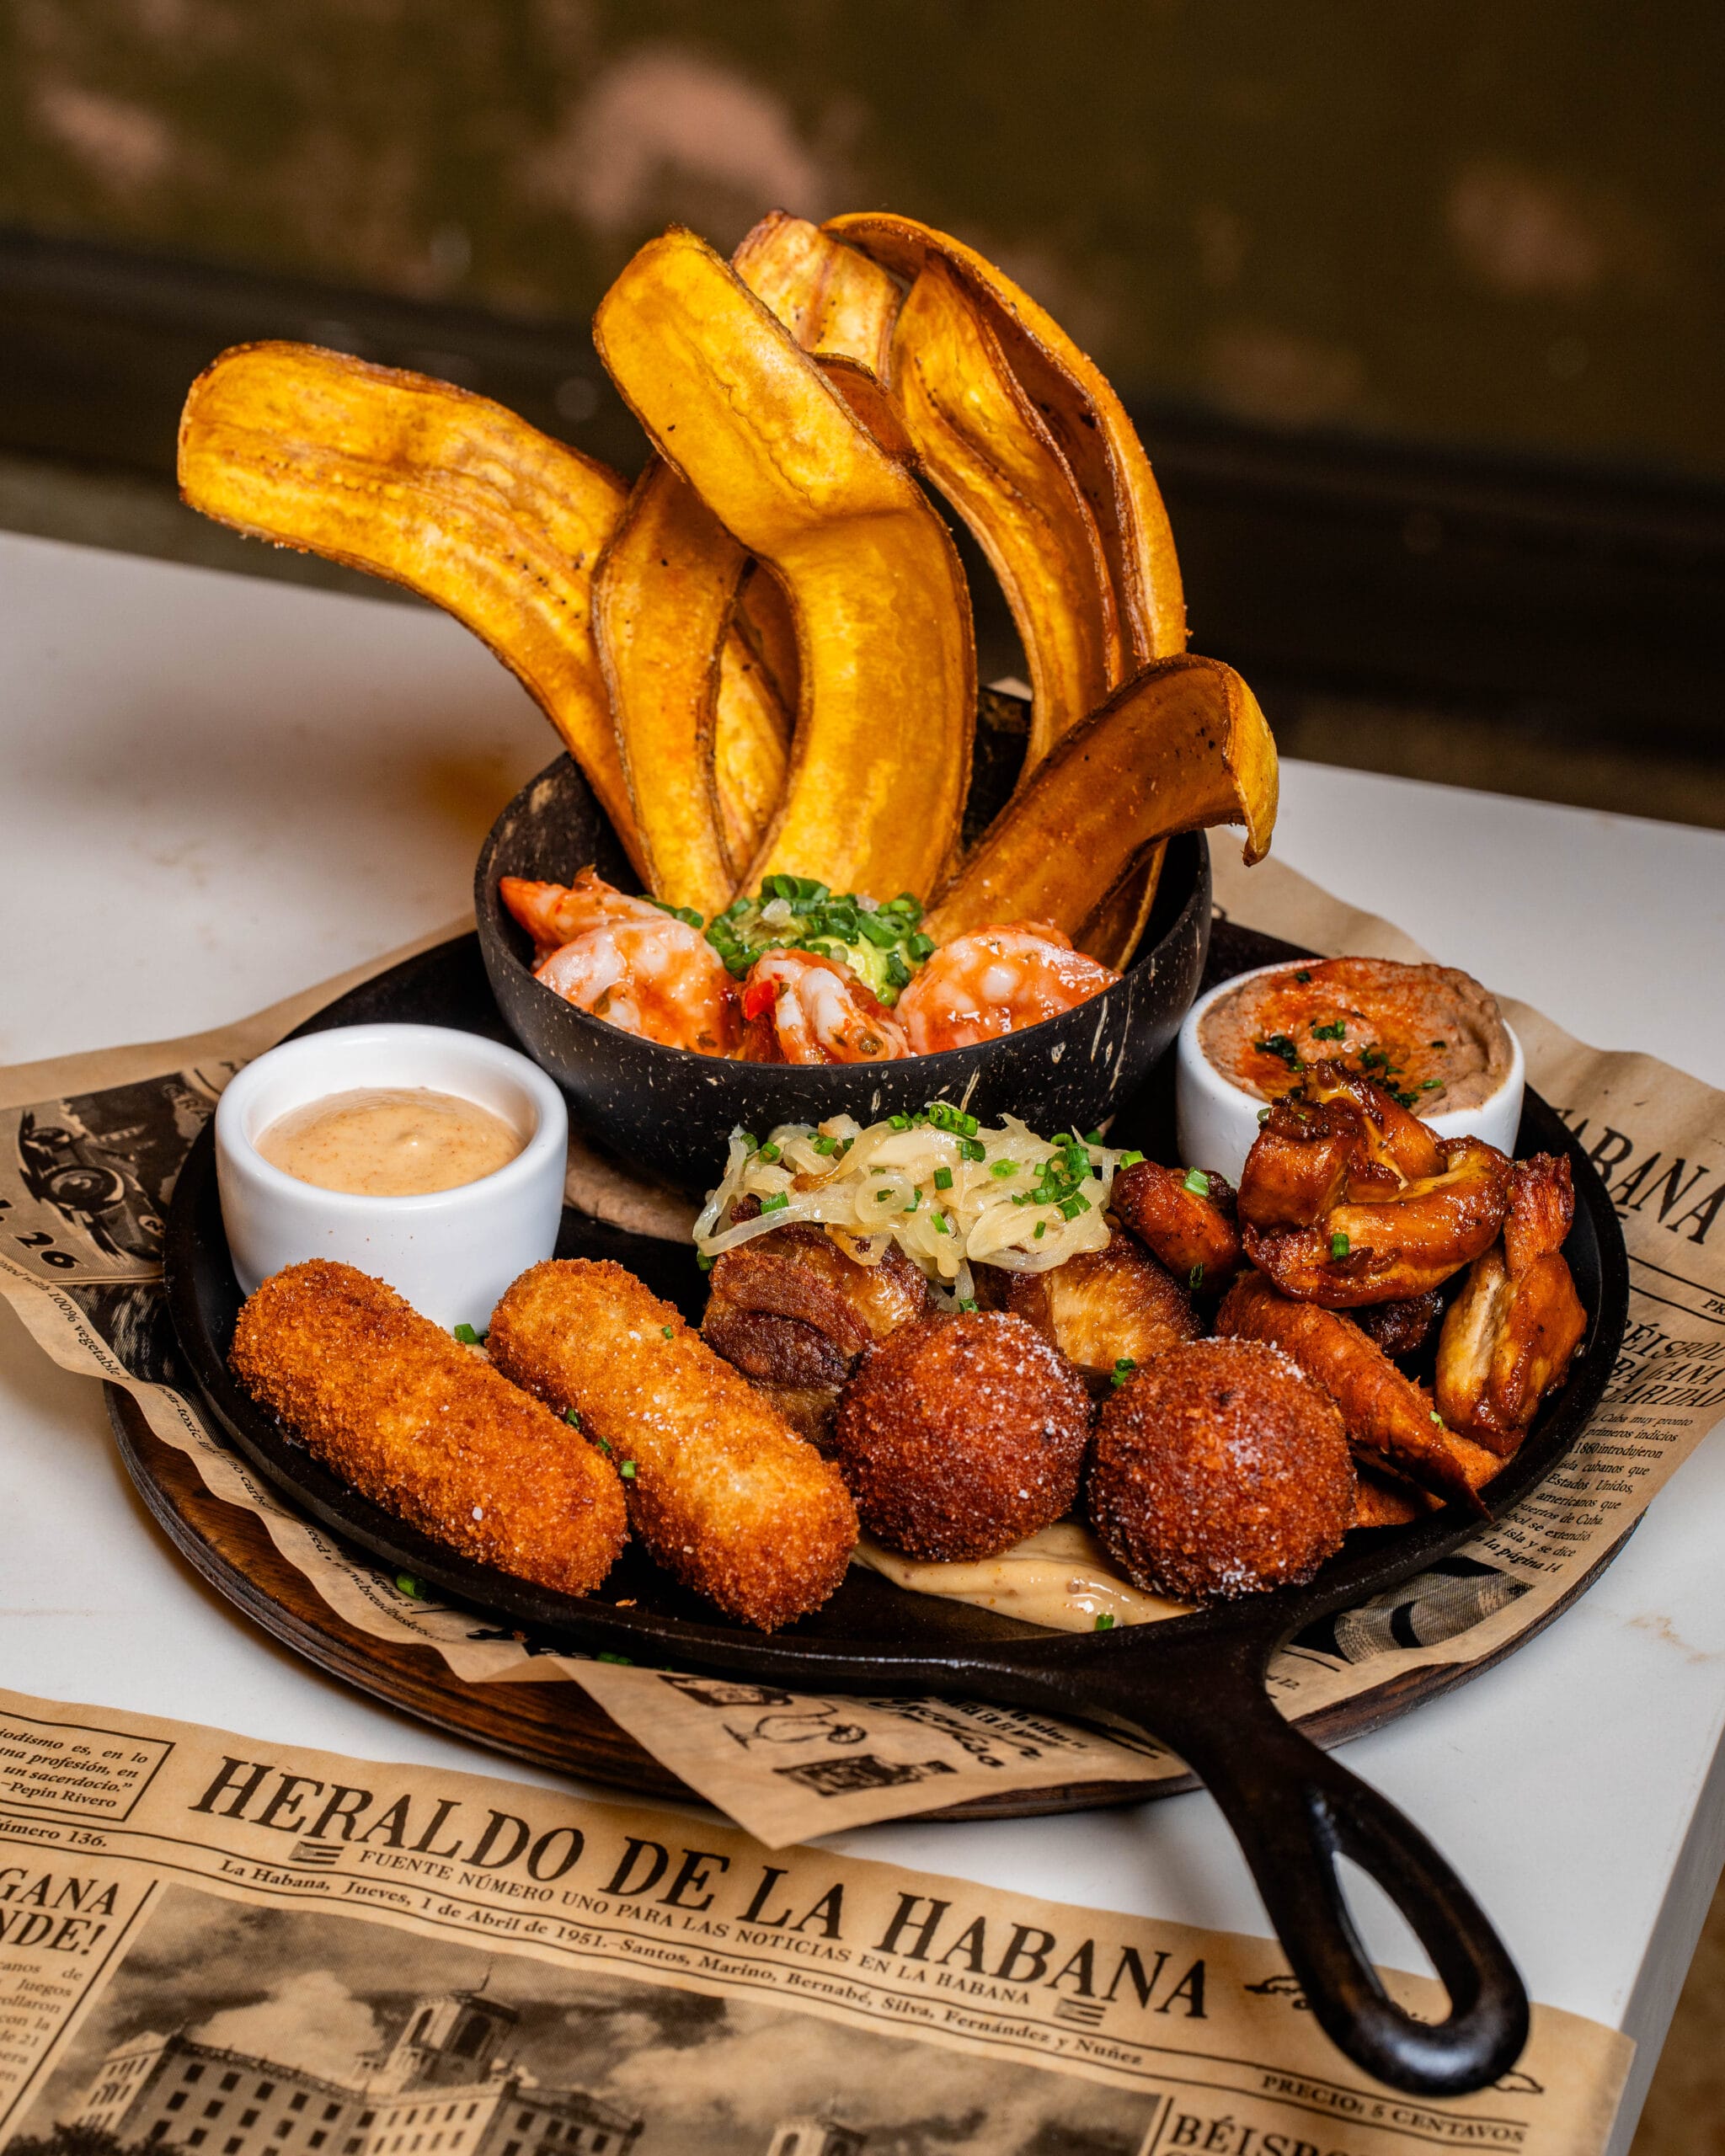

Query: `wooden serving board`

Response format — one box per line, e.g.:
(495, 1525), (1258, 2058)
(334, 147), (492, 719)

(106, 1384), (1635, 1823)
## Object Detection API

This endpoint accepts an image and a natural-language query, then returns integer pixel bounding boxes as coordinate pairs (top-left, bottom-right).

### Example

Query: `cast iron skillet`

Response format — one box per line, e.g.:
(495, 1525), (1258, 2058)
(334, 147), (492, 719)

(473, 755), (1211, 1192)
(164, 929), (1628, 2101)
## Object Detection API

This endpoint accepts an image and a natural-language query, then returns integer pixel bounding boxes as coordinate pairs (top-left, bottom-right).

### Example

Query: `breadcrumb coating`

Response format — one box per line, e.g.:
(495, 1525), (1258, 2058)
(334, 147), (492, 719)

(831, 1313), (1092, 1562)
(488, 1258), (857, 1630)
(229, 1260), (627, 1595)
(1089, 1338), (1354, 1599)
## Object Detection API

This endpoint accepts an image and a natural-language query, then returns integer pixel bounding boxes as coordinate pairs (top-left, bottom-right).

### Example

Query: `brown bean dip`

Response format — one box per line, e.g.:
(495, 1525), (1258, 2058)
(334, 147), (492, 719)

(1198, 956), (1511, 1113)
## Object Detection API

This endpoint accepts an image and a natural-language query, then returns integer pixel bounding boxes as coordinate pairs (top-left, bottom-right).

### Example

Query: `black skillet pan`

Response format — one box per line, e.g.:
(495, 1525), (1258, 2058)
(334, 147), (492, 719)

(164, 925), (1627, 2101)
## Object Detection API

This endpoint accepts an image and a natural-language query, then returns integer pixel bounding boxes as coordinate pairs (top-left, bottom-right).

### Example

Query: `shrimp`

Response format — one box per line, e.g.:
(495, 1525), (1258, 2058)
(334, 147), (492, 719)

(740, 950), (908, 1064)
(897, 921), (1119, 1053)
(499, 868), (665, 959)
(537, 915), (740, 1056)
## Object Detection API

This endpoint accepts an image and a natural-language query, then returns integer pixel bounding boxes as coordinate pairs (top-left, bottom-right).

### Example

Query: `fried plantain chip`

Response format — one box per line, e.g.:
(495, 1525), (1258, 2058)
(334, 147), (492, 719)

(1075, 840), (1167, 969)
(594, 459), (744, 915)
(734, 561), (798, 714)
(595, 227), (975, 903)
(889, 255), (1120, 769)
(178, 341), (639, 867)
(826, 211), (1185, 665)
(925, 654), (1277, 943)
(732, 209), (900, 375)
(713, 625), (791, 873)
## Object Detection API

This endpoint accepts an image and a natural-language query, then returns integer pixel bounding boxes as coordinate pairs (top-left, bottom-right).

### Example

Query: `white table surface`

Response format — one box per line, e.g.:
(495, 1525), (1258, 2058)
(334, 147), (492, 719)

(4, 528), (1724, 2149)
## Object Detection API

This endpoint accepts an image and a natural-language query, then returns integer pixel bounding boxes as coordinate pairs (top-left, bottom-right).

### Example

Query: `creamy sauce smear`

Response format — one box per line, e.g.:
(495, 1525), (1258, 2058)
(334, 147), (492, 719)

(854, 1522), (1191, 1632)
(257, 1086), (524, 1197)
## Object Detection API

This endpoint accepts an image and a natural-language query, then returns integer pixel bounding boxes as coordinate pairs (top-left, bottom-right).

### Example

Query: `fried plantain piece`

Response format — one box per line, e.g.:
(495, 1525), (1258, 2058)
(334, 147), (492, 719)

(923, 654), (1276, 945)
(1089, 1339), (1354, 1599)
(732, 209), (900, 375)
(179, 342), (639, 870)
(832, 1313), (1092, 1561)
(1073, 841), (1167, 971)
(1005, 1227), (1199, 1391)
(1437, 1155), (1587, 1454)
(1217, 1271), (1490, 1511)
(489, 1258), (857, 1630)
(889, 254), (1122, 770)
(1111, 1159), (1242, 1294)
(595, 460), (744, 915)
(595, 227), (975, 903)
(230, 1262), (627, 1595)
(703, 1225), (932, 1439)
(827, 210), (1186, 665)
(712, 625), (792, 873)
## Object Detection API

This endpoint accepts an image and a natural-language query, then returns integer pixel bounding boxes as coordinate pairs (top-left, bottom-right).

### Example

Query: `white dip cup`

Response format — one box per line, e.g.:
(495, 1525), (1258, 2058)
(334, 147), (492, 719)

(215, 1022), (567, 1329)
(1175, 961), (1525, 1186)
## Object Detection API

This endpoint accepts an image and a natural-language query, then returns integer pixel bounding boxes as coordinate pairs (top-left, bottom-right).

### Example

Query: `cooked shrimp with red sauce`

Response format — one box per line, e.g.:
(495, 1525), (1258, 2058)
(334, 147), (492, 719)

(740, 949), (908, 1064)
(897, 922), (1119, 1053)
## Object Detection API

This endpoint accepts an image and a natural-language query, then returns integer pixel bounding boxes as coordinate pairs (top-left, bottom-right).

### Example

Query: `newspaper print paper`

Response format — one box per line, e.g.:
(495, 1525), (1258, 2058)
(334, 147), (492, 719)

(0, 1685), (1634, 2154)
(3, 864), (1722, 1845)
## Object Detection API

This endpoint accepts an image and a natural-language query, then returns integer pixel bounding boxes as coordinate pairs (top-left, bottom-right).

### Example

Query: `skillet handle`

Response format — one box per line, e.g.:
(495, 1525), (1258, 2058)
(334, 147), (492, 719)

(1052, 1639), (1530, 2096)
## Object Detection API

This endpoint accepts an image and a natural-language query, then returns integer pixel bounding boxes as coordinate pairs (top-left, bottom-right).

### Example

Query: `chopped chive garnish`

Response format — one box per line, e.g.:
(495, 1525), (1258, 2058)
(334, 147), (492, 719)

(661, 1325), (673, 1338)
(1118, 1149), (1146, 1169)
(905, 1186), (922, 1212)
(889, 1113), (910, 1130)
(876, 1189), (893, 1203)
(1094, 1612), (1116, 1631)
(934, 1165), (953, 1189)
(1034, 1221), (1046, 1238)
(1085, 1129), (1104, 1144)
(736, 1129), (759, 1152)
(595, 1435), (612, 1455)
(452, 1322), (481, 1345)
(1257, 1033), (1302, 1069)
(1058, 1193), (1092, 1219)
(596, 1651), (633, 1665)
(991, 1159), (1017, 1177)
(696, 1251), (713, 1272)
(1183, 1167), (1211, 1196)
(1330, 1231), (1350, 1259)
(932, 1211), (949, 1235)
(395, 1573), (421, 1598)
(907, 931), (935, 960)
(1295, 969), (1311, 982)
(1421, 1079), (1444, 1091)
(759, 1193), (790, 1214)
(619, 1460), (637, 1480)
(755, 1140), (781, 1163)
(1111, 1358), (1136, 1390)
(564, 1407), (582, 1427)
(958, 1297), (978, 1314)
(1430, 1412), (1445, 1427)
(1311, 1020), (1346, 1040)
(1188, 1262), (1205, 1290)
(812, 1133), (837, 1155)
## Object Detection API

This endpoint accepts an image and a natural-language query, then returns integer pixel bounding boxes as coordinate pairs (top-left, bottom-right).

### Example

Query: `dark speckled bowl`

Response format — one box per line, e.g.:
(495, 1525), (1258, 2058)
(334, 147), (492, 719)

(475, 755), (1211, 1193)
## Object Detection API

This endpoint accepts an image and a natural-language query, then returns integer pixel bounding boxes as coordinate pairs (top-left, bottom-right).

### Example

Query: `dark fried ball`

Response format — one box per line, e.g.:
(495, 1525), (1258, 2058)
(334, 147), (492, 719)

(1088, 1339), (1354, 1600)
(831, 1313), (1092, 1561)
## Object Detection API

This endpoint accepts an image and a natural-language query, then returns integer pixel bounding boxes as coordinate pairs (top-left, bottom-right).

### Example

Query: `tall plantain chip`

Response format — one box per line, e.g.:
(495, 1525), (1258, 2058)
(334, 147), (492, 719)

(732, 210), (900, 376)
(828, 211), (1186, 667)
(593, 460), (745, 917)
(594, 227), (975, 904)
(890, 254), (1121, 771)
(925, 656), (1278, 945)
(713, 627), (791, 875)
(177, 342), (639, 867)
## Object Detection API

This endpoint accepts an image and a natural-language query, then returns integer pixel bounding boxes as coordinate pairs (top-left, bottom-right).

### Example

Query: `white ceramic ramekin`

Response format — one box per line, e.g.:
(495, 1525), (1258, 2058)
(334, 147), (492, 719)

(215, 1022), (568, 1329)
(1174, 960), (1525, 1186)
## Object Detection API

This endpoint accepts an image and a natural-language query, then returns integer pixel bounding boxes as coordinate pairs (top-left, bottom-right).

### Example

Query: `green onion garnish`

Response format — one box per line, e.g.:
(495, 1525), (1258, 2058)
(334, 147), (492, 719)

(991, 1159), (1017, 1177)
(760, 1193), (790, 1214)
(934, 1165), (953, 1189)
(1330, 1230), (1350, 1259)
(1094, 1612), (1116, 1631)
(564, 1407), (582, 1427)
(619, 1460), (637, 1480)
(1111, 1358), (1136, 1390)
(1118, 1149), (1146, 1169)
(452, 1323), (480, 1345)
(395, 1574), (422, 1598)
(1183, 1167), (1210, 1196)
(1188, 1262), (1204, 1290)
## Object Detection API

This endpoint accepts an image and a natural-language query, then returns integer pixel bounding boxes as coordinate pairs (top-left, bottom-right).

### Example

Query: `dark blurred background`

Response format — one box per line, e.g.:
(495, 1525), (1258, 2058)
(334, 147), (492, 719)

(5, 0), (1725, 826)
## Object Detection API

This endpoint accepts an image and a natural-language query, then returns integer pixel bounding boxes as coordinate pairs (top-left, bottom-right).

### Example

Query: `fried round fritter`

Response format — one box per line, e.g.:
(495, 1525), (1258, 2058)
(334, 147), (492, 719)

(830, 1312), (1092, 1561)
(1088, 1338), (1354, 1600)
(229, 1260), (627, 1596)
(488, 1257), (857, 1630)
(1006, 1226), (1199, 1390)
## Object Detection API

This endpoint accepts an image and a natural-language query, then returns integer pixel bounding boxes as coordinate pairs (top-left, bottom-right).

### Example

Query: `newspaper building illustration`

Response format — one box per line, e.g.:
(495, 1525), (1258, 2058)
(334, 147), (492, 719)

(72, 1990), (639, 2156)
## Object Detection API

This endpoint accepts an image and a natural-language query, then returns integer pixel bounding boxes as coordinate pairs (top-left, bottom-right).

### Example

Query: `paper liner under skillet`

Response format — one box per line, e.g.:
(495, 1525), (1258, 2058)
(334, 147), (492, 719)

(164, 934), (1626, 2102)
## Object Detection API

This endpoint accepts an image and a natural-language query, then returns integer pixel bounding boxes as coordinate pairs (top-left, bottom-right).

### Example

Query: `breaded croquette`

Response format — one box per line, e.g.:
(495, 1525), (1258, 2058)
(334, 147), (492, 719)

(831, 1313), (1092, 1562)
(229, 1260), (627, 1595)
(1090, 1339), (1354, 1599)
(488, 1258), (857, 1630)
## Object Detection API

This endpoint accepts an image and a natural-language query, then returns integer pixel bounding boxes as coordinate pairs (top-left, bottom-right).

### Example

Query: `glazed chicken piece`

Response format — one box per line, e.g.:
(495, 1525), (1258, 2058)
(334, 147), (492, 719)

(1239, 1063), (1510, 1306)
(1436, 1154), (1587, 1454)
(740, 950), (908, 1064)
(1005, 1227), (1199, 1393)
(1217, 1271), (1500, 1512)
(1110, 1159), (1242, 1293)
(702, 1223), (931, 1438)
(1352, 1290), (1445, 1358)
